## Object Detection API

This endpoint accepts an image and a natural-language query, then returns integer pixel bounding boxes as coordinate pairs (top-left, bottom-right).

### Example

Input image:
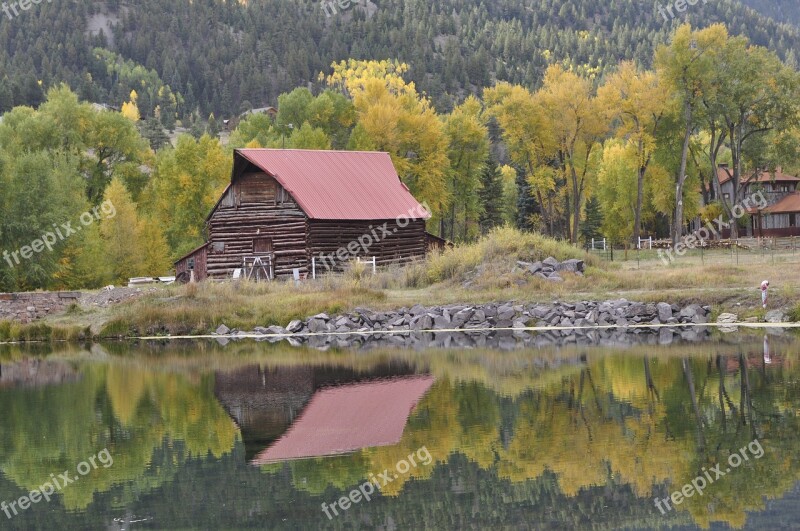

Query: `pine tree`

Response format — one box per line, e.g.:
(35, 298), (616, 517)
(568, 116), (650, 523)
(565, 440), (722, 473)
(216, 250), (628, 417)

(478, 155), (505, 233)
(579, 195), (604, 247)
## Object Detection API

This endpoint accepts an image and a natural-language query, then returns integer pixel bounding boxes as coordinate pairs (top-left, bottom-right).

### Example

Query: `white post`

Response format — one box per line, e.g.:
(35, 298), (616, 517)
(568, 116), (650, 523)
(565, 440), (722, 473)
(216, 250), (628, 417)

(591, 238), (595, 250)
(312, 257), (316, 280)
(371, 256), (376, 275)
(603, 238), (606, 251)
(649, 236), (653, 249)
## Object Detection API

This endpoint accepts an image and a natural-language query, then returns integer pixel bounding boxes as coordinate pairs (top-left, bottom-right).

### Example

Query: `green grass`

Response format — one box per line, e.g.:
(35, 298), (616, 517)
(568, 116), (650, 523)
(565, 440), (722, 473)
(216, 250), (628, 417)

(0, 320), (89, 343)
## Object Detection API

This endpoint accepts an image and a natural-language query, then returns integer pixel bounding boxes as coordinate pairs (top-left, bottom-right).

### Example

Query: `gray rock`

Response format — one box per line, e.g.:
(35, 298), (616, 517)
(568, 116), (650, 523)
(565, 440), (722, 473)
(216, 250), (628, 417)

(765, 310), (786, 323)
(556, 259), (585, 273)
(543, 256), (559, 268)
(657, 302), (673, 322)
(307, 319), (329, 333)
(215, 324), (230, 335)
(716, 313), (737, 324)
(409, 304), (426, 316)
(286, 320), (304, 333)
(691, 314), (708, 324)
(546, 274), (564, 282)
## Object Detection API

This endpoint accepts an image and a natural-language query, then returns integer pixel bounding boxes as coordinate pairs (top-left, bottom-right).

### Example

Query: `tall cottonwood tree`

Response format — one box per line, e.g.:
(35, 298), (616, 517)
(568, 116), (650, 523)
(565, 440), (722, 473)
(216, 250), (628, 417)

(656, 24), (728, 244)
(537, 65), (606, 244)
(443, 96), (489, 241)
(598, 62), (669, 244)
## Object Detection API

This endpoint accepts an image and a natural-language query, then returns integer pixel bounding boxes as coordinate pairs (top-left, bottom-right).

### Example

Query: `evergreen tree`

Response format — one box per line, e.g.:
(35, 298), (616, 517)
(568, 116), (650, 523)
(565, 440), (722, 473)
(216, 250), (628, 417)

(579, 195), (604, 247)
(478, 156), (505, 233)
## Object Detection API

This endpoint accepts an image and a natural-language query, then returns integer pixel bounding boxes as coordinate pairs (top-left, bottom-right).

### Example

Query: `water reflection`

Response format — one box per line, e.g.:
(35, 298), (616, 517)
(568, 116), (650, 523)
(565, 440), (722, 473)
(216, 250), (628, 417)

(0, 335), (798, 529)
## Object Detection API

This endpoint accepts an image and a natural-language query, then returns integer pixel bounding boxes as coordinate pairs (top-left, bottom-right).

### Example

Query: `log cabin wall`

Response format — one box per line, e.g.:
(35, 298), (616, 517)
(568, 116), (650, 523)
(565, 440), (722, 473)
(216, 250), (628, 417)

(307, 219), (426, 272)
(175, 244), (209, 281)
(206, 172), (309, 279)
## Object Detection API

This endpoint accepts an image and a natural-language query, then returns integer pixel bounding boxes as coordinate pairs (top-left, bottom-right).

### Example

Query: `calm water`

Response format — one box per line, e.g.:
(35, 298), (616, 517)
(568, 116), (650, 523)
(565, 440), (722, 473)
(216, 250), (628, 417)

(1, 334), (799, 530)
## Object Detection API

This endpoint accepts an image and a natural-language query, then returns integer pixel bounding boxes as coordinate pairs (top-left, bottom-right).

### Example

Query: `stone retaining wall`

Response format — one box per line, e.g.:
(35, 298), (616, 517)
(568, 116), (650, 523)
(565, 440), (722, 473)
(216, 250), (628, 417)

(0, 292), (81, 323)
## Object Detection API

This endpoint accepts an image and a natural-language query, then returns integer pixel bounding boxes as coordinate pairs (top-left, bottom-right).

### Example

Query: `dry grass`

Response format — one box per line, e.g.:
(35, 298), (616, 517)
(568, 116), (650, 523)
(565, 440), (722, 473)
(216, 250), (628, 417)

(5, 226), (796, 341)
(98, 280), (387, 337)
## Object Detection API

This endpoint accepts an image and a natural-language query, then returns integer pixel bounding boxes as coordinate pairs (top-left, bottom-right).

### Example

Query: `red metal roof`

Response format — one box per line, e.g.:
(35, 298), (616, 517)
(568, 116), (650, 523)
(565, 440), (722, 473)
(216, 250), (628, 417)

(765, 192), (800, 214)
(250, 375), (434, 464)
(236, 149), (430, 221)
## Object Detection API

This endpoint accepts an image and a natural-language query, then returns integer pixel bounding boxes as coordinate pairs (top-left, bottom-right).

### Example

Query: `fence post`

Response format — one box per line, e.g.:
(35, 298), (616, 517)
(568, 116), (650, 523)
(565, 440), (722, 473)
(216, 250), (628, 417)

(312, 257), (316, 280)
(603, 238), (607, 251)
(372, 256), (376, 275)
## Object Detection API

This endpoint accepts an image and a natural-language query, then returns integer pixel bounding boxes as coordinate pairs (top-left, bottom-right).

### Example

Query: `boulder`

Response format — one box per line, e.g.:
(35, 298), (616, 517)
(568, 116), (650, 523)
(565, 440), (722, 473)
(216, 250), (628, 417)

(543, 256), (560, 268)
(307, 319), (329, 333)
(716, 313), (738, 324)
(657, 302), (672, 322)
(556, 259), (585, 273)
(286, 320), (304, 333)
(765, 310), (786, 323)
(215, 324), (230, 335)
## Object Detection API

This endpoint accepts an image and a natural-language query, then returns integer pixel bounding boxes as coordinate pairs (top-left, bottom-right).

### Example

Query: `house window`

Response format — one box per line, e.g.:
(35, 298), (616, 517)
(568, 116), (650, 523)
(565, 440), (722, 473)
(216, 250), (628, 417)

(253, 237), (273, 254)
(791, 214), (797, 228)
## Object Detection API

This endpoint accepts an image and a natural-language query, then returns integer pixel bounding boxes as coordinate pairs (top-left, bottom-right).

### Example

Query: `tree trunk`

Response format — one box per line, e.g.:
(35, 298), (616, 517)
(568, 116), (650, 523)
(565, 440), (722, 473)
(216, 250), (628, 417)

(634, 138), (645, 245)
(571, 167), (581, 244)
(673, 100), (693, 245)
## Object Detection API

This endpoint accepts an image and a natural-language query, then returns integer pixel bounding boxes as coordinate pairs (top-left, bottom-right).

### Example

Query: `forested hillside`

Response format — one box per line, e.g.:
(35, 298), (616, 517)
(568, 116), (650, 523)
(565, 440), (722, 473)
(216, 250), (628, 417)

(1, 0), (799, 121)
(743, 0), (800, 27)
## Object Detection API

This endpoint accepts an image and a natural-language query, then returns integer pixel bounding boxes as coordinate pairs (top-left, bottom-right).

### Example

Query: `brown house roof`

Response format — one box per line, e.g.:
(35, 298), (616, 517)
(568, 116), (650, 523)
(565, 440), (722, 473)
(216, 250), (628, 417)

(716, 166), (800, 186)
(235, 149), (431, 221)
(765, 192), (800, 214)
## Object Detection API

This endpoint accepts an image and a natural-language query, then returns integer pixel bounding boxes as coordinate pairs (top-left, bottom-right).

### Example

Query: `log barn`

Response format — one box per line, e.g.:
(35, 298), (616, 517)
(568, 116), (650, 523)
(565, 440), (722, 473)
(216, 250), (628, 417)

(175, 149), (430, 281)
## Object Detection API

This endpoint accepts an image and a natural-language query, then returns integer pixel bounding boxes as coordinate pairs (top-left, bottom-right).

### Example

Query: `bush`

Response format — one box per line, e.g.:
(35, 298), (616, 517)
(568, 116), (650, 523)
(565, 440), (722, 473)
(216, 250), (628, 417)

(427, 225), (597, 283)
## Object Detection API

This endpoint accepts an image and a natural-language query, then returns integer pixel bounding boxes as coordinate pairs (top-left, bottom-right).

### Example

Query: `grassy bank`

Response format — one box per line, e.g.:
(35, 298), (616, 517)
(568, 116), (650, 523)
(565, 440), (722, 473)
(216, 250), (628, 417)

(3, 227), (798, 342)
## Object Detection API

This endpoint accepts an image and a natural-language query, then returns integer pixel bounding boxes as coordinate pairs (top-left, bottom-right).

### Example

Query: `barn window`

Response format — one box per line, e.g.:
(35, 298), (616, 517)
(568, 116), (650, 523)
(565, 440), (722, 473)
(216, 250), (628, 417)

(213, 242), (225, 253)
(253, 237), (273, 254)
(188, 257), (195, 270)
(790, 214), (797, 227)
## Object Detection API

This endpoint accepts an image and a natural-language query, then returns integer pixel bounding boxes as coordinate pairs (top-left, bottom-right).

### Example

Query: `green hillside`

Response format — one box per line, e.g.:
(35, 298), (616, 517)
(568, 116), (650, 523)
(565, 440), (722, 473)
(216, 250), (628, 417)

(1, 0), (798, 121)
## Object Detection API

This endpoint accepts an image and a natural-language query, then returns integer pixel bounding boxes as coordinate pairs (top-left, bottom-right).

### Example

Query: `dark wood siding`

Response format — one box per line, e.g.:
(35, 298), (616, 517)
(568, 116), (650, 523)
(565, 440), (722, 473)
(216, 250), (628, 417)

(207, 174), (308, 279)
(307, 219), (426, 272)
(175, 244), (209, 281)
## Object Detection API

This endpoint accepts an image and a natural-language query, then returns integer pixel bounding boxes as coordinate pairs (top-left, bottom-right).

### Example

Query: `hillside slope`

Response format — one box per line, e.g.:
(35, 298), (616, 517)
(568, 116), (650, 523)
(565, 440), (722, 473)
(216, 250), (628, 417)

(0, 0), (798, 119)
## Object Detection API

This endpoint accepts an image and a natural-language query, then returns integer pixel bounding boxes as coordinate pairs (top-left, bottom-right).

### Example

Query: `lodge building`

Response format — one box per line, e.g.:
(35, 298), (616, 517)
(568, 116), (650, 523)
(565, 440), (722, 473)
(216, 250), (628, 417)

(708, 165), (800, 238)
(175, 149), (431, 281)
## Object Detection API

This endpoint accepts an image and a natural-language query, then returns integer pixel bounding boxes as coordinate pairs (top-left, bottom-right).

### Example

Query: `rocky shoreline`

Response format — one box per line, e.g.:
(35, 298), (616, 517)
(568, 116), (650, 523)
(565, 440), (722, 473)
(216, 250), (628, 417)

(213, 298), (720, 349)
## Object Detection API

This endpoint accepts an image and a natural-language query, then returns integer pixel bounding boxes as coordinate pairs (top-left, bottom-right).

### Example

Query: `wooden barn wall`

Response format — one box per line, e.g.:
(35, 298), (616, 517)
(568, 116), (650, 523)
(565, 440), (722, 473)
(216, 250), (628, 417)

(307, 219), (426, 272)
(175, 245), (209, 281)
(207, 173), (308, 279)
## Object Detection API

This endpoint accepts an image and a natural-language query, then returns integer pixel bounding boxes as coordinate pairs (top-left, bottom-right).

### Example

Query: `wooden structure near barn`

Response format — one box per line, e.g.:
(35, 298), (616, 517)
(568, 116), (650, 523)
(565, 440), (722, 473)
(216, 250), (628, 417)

(175, 149), (431, 281)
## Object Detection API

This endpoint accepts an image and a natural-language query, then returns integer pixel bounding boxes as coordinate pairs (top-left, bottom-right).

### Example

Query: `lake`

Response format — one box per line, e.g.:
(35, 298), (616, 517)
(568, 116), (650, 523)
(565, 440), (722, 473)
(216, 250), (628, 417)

(1, 333), (799, 530)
